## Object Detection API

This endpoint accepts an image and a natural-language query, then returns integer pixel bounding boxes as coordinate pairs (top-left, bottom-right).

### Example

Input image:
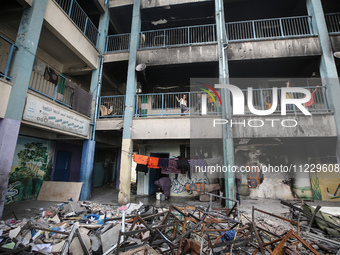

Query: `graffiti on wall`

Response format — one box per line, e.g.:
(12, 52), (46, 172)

(170, 174), (209, 196)
(310, 166), (340, 201)
(6, 137), (55, 204)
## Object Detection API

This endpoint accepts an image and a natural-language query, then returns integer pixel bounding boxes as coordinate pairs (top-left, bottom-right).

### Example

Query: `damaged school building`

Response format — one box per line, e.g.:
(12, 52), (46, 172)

(1, 0), (340, 219)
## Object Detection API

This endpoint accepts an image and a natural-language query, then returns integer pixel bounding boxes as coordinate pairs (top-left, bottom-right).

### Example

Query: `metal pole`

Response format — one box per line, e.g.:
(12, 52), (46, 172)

(215, 0), (235, 208)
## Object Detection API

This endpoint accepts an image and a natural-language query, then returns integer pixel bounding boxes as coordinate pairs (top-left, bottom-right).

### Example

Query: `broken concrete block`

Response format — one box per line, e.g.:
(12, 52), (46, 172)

(101, 224), (122, 253)
(9, 226), (21, 239)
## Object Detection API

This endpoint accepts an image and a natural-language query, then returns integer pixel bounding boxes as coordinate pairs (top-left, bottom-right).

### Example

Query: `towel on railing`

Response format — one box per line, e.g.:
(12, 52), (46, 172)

(72, 85), (92, 117)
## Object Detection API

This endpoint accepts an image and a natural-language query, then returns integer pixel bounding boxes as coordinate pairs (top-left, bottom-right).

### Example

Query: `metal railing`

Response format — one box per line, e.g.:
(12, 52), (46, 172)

(98, 95), (125, 118)
(0, 35), (18, 81)
(140, 24), (216, 49)
(29, 71), (73, 108)
(98, 86), (329, 118)
(54, 0), (99, 47)
(227, 16), (313, 41)
(243, 86), (329, 114)
(135, 92), (220, 117)
(106, 15), (314, 52)
(325, 13), (340, 34)
(106, 34), (130, 52)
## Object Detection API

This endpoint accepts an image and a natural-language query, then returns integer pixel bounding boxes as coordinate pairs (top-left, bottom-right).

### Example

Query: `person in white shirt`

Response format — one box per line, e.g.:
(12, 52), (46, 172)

(176, 94), (189, 115)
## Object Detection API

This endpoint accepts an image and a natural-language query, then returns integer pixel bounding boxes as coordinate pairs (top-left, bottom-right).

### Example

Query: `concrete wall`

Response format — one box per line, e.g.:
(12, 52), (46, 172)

(105, 37), (321, 64)
(228, 36), (321, 61)
(96, 119), (124, 130)
(0, 80), (11, 118)
(129, 114), (337, 139)
(44, 0), (99, 69)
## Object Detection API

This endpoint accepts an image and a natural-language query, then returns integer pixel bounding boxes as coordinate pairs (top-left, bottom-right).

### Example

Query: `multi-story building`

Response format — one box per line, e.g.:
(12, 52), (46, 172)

(1, 0), (340, 218)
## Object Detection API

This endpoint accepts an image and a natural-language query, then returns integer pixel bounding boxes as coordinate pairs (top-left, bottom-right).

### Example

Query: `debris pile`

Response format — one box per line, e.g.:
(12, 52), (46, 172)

(1, 195), (340, 254)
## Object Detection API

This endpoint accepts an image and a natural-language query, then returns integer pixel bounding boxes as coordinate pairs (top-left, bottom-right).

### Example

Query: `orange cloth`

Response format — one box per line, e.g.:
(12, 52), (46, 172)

(148, 157), (160, 169)
(133, 154), (149, 165)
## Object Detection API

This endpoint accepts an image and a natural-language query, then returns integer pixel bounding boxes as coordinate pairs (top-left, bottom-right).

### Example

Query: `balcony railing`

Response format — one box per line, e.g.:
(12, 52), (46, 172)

(99, 95), (125, 118)
(98, 86), (330, 118)
(106, 34), (130, 52)
(325, 13), (340, 34)
(54, 0), (99, 47)
(29, 71), (74, 108)
(0, 35), (18, 81)
(106, 15), (314, 52)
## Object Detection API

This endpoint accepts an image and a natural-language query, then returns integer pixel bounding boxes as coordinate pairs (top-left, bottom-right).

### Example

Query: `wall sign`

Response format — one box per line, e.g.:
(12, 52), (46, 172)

(23, 94), (90, 137)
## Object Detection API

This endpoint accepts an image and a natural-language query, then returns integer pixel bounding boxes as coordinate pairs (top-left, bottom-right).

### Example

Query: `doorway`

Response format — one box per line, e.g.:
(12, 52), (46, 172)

(148, 153), (169, 195)
(53, 151), (72, 181)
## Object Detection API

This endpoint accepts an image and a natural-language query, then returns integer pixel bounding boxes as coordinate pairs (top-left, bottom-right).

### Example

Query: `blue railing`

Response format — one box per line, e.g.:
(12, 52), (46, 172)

(106, 33), (130, 52)
(29, 71), (73, 108)
(0, 35), (18, 81)
(106, 15), (314, 52)
(98, 86), (330, 118)
(325, 13), (340, 34)
(99, 95), (126, 118)
(54, 0), (99, 47)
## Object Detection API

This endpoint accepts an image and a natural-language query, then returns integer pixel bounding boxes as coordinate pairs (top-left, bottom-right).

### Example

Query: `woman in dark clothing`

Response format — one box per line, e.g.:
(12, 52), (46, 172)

(154, 177), (171, 199)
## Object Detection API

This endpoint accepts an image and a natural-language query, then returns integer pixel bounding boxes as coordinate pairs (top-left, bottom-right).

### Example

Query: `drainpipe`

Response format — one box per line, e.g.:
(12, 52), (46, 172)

(91, 55), (104, 141)
(215, 0), (235, 208)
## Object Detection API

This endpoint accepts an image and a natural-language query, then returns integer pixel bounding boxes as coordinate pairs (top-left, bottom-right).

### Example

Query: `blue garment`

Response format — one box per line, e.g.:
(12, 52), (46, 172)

(221, 230), (236, 242)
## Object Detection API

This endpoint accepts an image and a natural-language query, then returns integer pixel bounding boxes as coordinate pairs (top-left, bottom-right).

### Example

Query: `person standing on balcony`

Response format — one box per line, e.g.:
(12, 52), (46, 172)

(176, 94), (189, 115)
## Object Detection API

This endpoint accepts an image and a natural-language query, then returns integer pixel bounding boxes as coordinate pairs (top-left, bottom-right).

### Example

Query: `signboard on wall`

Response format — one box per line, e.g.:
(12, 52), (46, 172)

(23, 94), (90, 137)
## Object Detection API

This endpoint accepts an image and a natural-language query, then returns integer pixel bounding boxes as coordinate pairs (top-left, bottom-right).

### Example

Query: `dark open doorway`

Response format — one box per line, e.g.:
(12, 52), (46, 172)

(148, 153), (169, 195)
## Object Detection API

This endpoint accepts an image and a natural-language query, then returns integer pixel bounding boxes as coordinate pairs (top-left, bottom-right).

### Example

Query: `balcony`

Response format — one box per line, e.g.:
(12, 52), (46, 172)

(0, 35), (19, 81)
(28, 70), (92, 117)
(106, 15), (315, 52)
(98, 86), (330, 118)
(54, 0), (99, 47)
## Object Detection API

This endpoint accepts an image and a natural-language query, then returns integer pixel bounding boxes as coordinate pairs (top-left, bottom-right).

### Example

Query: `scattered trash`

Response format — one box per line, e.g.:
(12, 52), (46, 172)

(2, 195), (340, 254)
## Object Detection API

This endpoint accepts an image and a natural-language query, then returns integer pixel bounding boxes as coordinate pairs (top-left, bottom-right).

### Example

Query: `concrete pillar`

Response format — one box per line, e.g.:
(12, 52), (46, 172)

(215, 0), (235, 207)
(79, 6), (110, 200)
(118, 0), (142, 205)
(306, 0), (340, 163)
(0, 0), (48, 219)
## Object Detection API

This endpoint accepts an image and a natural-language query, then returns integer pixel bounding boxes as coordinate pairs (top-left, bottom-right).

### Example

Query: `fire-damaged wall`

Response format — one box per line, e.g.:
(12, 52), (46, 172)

(234, 137), (338, 201)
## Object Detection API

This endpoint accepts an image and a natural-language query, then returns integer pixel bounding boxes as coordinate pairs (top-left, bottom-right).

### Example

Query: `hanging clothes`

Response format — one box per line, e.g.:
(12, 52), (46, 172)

(158, 158), (169, 168)
(147, 157), (160, 169)
(177, 159), (190, 174)
(161, 159), (180, 174)
(189, 159), (207, 173)
(136, 164), (148, 174)
(133, 154), (149, 165)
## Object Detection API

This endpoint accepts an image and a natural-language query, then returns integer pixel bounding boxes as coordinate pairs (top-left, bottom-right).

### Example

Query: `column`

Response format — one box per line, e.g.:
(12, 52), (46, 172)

(79, 6), (110, 201)
(215, 0), (235, 207)
(0, 0), (48, 219)
(306, 0), (340, 163)
(118, 0), (142, 205)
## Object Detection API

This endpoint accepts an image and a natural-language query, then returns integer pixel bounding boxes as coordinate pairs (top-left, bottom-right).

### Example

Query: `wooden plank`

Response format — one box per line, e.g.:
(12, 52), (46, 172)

(37, 181), (83, 202)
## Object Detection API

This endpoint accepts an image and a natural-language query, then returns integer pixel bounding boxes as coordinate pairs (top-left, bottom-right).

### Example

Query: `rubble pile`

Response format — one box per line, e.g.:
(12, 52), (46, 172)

(1, 194), (340, 254)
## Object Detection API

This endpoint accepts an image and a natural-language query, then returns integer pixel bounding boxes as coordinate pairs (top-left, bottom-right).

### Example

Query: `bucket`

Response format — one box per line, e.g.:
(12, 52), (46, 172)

(156, 192), (162, 200)
(160, 194), (166, 201)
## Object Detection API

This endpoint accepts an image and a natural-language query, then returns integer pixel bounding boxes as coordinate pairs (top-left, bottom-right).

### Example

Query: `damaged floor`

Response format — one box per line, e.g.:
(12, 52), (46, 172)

(2, 186), (340, 254)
